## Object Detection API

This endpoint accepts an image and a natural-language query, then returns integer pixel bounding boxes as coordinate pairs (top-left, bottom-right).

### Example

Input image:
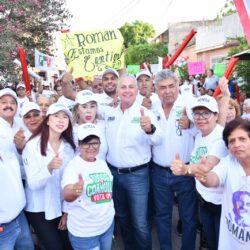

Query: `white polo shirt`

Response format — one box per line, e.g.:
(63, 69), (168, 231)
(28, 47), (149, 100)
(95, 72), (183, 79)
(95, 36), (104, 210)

(152, 95), (196, 167)
(22, 135), (75, 220)
(104, 102), (162, 168)
(0, 151), (26, 223)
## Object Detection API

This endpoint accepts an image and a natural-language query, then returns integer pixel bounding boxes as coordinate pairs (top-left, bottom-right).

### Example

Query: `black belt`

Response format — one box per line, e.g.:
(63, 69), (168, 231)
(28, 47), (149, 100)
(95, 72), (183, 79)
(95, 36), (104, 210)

(108, 162), (149, 174)
(152, 161), (172, 173)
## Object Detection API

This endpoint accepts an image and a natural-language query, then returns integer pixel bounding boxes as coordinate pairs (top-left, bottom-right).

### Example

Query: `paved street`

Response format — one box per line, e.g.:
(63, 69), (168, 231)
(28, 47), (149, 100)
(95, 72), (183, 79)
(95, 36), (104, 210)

(112, 203), (201, 250)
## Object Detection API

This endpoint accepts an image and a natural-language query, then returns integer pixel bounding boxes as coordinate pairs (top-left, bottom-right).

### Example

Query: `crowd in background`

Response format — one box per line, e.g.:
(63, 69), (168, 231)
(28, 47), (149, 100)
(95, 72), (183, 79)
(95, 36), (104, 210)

(1, 66), (250, 250)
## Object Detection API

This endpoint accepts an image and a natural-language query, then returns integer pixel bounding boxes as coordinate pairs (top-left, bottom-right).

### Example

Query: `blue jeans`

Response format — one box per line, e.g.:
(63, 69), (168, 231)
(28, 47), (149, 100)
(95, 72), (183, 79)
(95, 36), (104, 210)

(199, 198), (221, 250)
(109, 164), (152, 250)
(0, 211), (34, 250)
(68, 220), (114, 250)
(152, 163), (197, 250)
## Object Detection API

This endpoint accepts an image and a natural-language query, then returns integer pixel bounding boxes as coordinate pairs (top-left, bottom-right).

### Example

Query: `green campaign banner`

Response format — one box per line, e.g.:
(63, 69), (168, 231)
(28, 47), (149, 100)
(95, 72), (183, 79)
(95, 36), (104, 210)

(127, 65), (140, 75)
(214, 64), (227, 77)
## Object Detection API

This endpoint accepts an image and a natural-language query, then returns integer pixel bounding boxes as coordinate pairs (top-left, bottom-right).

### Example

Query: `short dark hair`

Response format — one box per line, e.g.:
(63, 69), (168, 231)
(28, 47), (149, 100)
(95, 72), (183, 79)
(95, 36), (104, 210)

(78, 135), (100, 145)
(223, 117), (250, 147)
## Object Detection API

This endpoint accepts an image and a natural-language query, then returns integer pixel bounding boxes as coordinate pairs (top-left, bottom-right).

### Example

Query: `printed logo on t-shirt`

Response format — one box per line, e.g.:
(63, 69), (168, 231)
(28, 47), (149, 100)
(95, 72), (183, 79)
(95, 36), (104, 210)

(131, 116), (140, 124)
(86, 172), (112, 204)
(225, 189), (250, 245)
(190, 146), (207, 164)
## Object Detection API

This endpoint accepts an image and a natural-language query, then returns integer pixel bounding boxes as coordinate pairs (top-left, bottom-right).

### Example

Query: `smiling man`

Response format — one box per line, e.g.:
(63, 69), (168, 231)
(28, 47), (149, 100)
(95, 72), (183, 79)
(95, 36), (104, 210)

(104, 74), (162, 250)
(0, 88), (34, 249)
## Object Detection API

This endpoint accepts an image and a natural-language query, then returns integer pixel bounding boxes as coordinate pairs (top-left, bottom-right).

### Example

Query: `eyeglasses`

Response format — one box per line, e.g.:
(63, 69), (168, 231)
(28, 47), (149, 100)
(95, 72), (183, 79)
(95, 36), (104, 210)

(80, 142), (100, 149)
(192, 111), (213, 120)
(23, 113), (40, 119)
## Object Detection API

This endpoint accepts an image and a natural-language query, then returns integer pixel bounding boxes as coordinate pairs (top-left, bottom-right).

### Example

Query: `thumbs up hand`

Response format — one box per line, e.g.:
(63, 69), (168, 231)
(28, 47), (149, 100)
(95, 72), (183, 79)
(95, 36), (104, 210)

(140, 108), (152, 133)
(194, 157), (209, 183)
(14, 128), (26, 152)
(73, 174), (84, 197)
(48, 152), (63, 173)
(171, 153), (187, 175)
(178, 108), (190, 129)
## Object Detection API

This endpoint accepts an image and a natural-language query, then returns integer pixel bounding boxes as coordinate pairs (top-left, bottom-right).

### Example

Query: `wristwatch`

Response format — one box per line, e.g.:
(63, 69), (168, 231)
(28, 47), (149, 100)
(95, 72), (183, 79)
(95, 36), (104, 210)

(146, 124), (156, 135)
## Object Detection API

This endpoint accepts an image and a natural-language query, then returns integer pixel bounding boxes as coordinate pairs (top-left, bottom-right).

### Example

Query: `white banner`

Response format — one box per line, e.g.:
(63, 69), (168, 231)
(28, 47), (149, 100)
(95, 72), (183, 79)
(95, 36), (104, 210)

(35, 49), (57, 71)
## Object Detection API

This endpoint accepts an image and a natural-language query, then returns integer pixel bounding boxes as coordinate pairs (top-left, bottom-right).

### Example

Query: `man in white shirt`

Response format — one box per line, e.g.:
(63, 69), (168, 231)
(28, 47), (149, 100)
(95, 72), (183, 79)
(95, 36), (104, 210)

(135, 69), (161, 117)
(104, 74), (162, 250)
(0, 88), (34, 249)
(15, 83), (30, 118)
(97, 68), (119, 107)
(152, 69), (197, 250)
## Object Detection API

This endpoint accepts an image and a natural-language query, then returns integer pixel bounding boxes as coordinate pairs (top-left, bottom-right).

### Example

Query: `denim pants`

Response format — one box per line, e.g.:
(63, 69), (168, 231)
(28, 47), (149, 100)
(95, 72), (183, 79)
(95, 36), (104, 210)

(151, 163), (197, 250)
(0, 211), (34, 250)
(68, 220), (114, 250)
(109, 165), (152, 250)
(199, 197), (221, 250)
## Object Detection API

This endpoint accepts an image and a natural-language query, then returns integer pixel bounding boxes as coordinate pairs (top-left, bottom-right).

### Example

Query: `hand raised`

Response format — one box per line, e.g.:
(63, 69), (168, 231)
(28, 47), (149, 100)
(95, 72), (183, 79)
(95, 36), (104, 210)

(171, 153), (187, 175)
(48, 152), (63, 173)
(140, 108), (152, 133)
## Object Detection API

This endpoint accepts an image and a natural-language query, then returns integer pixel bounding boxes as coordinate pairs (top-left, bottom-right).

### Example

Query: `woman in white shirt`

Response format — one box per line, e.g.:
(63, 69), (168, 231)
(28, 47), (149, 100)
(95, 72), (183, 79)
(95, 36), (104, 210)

(72, 90), (108, 160)
(171, 95), (228, 250)
(62, 123), (115, 250)
(199, 118), (250, 250)
(22, 103), (76, 250)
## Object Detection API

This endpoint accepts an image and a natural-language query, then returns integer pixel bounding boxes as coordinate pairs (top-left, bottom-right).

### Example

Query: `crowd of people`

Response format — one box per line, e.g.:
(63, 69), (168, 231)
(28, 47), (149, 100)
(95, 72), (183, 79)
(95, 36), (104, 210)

(0, 67), (250, 250)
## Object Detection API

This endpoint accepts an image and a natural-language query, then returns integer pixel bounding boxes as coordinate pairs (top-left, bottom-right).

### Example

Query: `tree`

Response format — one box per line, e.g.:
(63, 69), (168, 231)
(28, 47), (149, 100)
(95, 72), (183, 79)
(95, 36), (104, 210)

(126, 42), (168, 65)
(119, 20), (155, 48)
(227, 37), (250, 96)
(0, 0), (71, 81)
(216, 0), (236, 19)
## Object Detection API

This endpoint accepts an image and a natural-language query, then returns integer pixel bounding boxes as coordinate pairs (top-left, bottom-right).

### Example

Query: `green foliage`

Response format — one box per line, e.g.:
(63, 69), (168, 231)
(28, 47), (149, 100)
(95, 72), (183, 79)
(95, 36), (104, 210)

(216, 0), (236, 19)
(227, 37), (250, 96)
(119, 20), (155, 48)
(0, 0), (71, 81)
(125, 42), (168, 65)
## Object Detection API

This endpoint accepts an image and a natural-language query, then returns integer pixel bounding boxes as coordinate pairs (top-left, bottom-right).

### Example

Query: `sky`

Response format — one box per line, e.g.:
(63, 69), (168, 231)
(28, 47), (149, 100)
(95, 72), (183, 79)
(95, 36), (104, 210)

(65, 0), (228, 35)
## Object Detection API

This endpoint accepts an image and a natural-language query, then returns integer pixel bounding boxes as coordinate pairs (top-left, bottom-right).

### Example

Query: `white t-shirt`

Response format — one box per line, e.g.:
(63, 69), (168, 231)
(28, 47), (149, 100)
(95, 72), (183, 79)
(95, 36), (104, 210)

(73, 120), (108, 160)
(190, 124), (228, 204)
(0, 151), (26, 223)
(22, 135), (75, 220)
(212, 155), (250, 250)
(61, 156), (114, 237)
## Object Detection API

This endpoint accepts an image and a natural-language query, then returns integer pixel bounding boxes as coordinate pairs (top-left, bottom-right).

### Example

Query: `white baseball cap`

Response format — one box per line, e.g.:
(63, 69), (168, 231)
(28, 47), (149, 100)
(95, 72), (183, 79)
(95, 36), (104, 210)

(75, 90), (97, 105)
(42, 81), (50, 87)
(191, 95), (218, 113)
(77, 123), (100, 141)
(21, 102), (41, 117)
(136, 70), (152, 80)
(0, 88), (17, 101)
(46, 103), (72, 118)
(16, 83), (26, 90)
(102, 68), (119, 79)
